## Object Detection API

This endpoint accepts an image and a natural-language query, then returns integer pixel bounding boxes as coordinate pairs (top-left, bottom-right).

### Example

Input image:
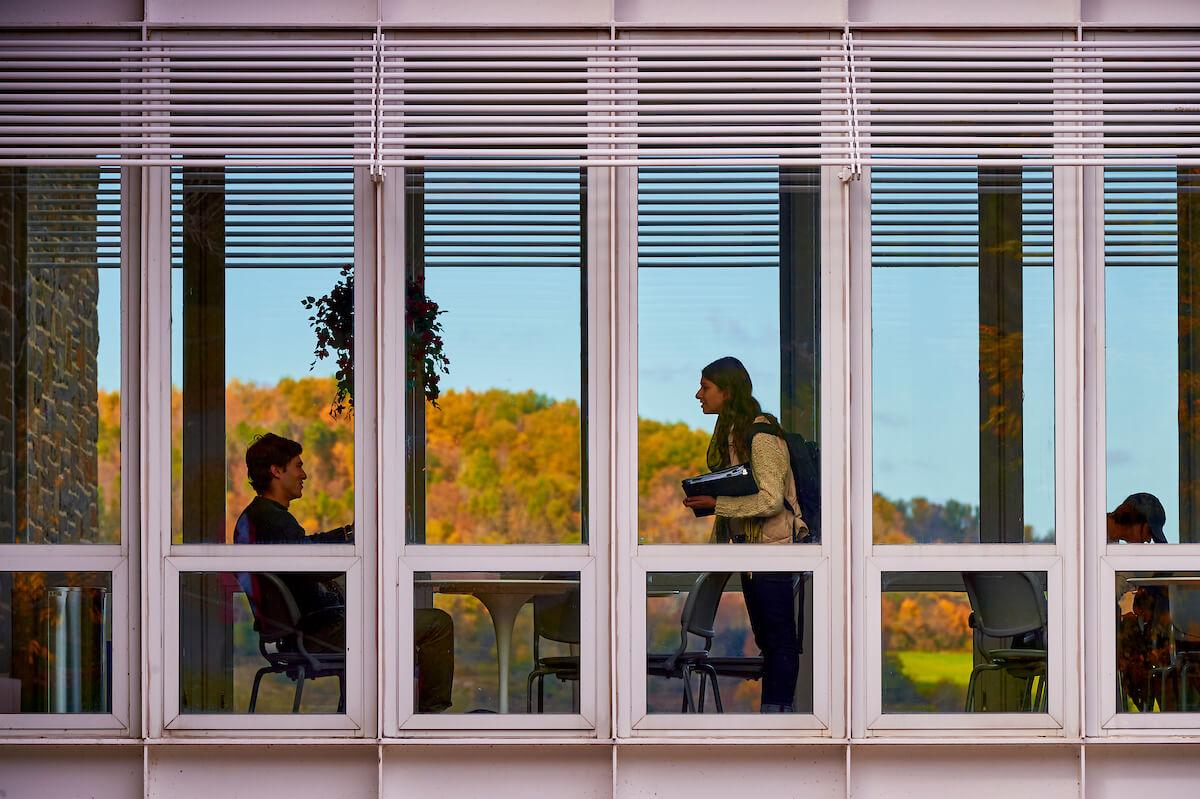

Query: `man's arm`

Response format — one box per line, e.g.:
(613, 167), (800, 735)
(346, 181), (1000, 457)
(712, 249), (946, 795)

(307, 523), (353, 544)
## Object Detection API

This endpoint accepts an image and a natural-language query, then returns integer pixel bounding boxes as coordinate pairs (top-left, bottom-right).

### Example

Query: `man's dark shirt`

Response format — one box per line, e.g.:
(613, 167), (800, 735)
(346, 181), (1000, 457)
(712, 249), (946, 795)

(234, 495), (348, 545)
(234, 496), (349, 621)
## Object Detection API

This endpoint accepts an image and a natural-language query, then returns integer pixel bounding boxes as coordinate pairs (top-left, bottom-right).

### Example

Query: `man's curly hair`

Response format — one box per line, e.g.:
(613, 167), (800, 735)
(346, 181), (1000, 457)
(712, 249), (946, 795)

(245, 433), (302, 494)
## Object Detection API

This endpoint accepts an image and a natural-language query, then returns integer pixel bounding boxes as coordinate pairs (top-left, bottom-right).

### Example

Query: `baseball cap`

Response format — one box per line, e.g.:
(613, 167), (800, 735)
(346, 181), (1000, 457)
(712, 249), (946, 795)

(1124, 492), (1168, 544)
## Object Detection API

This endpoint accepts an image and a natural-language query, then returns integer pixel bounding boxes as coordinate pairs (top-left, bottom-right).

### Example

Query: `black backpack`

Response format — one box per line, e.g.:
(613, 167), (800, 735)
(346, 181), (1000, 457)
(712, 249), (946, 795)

(746, 422), (821, 544)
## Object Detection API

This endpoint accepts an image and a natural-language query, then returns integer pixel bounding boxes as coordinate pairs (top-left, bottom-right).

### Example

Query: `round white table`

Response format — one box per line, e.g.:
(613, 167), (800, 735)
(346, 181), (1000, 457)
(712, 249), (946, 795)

(416, 578), (578, 714)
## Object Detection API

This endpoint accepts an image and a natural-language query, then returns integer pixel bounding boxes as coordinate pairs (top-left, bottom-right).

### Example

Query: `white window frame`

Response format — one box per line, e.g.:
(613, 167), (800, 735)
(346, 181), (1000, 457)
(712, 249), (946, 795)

(0, 553), (132, 732)
(1096, 555), (1200, 732)
(863, 556), (1065, 733)
(850, 160), (1083, 738)
(0, 165), (140, 735)
(1083, 32), (1200, 728)
(161, 555), (365, 732)
(381, 163), (612, 737)
(150, 164), (378, 736)
(614, 161), (849, 738)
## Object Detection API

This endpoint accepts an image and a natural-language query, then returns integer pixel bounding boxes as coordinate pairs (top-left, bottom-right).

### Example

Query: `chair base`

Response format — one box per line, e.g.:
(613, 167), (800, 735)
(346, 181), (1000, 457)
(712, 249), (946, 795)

(249, 663), (346, 714)
(965, 659), (1047, 713)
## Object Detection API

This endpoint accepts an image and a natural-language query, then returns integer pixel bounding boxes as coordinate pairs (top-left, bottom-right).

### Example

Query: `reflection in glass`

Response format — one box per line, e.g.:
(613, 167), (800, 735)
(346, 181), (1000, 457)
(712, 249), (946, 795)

(882, 571), (1048, 713)
(415, 571), (581, 714)
(170, 165), (356, 545)
(1105, 167), (1199, 543)
(179, 571), (346, 714)
(1115, 572), (1200, 713)
(0, 168), (121, 544)
(405, 169), (585, 545)
(0, 572), (111, 713)
(872, 167), (1054, 544)
(646, 572), (813, 714)
(637, 167), (821, 544)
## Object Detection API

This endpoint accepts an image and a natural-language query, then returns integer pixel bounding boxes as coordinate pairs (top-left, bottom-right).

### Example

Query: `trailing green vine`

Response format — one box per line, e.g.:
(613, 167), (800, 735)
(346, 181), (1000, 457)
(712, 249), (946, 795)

(303, 267), (449, 414)
(407, 275), (450, 408)
(303, 264), (355, 418)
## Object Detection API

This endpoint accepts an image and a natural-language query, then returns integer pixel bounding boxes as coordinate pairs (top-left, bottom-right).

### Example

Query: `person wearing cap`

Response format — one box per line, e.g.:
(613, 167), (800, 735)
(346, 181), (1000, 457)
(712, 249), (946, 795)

(1107, 492), (1169, 544)
(1109, 492), (1173, 709)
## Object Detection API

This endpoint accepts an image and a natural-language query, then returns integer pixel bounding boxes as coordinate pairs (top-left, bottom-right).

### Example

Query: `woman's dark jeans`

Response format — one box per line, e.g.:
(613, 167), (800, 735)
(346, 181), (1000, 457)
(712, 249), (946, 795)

(741, 572), (800, 708)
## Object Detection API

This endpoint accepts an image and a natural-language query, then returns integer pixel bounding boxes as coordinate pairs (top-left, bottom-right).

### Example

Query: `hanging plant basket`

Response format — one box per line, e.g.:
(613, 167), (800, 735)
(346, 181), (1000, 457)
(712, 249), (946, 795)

(304, 267), (449, 414)
(303, 264), (355, 418)
(407, 274), (450, 409)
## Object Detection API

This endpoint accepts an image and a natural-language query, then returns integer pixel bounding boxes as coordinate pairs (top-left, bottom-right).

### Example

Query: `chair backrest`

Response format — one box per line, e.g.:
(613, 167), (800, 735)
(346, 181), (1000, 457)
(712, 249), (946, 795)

(681, 572), (732, 642)
(534, 588), (581, 646)
(242, 572), (303, 642)
(963, 571), (1048, 639)
(658, 572), (731, 672)
(1167, 584), (1200, 645)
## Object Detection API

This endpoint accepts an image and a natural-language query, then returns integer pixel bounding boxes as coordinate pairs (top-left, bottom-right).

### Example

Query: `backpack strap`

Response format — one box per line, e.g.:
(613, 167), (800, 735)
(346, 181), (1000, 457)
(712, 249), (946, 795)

(742, 422), (798, 519)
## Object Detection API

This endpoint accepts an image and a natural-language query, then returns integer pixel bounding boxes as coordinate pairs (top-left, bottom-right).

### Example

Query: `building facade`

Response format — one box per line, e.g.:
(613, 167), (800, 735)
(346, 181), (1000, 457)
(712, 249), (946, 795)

(2, 0), (1200, 796)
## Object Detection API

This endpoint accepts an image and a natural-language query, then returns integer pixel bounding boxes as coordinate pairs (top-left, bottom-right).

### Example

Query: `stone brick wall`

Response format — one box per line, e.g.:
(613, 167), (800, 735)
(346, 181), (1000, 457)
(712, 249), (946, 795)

(0, 172), (18, 545)
(15, 169), (101, 544)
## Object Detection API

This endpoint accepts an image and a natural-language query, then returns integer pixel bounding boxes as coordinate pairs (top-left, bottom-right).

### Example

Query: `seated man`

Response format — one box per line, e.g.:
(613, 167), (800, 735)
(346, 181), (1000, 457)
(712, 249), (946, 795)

(236, 433), (454, 712)
(1109, 492), (1174, 710)
(1117, 588), (1172, 711)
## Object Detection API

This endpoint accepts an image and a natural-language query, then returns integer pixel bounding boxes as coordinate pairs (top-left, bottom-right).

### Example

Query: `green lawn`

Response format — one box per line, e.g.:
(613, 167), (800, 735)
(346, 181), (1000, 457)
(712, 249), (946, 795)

(895, 651), (972, 689)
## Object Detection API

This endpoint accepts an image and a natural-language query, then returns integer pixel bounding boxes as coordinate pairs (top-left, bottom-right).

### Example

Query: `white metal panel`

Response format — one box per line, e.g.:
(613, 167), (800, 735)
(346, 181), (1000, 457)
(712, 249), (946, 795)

(1085, 744), (1200, 799)
(614, 0), (845, 27)
(0, 745), (144, 799)
(147, 745), (379, 799)
(143, 0), (377, 25)
(377, 166), (404, 740)
(849, 744), (1081, 799)
(383, 744), (613, 799)
(0, 0), (144, 25)
(850, 0), (1077, 26)
(614, 744), (846, 799)
(1082, 0), (1200, 25)
(382, 0), (613, 26)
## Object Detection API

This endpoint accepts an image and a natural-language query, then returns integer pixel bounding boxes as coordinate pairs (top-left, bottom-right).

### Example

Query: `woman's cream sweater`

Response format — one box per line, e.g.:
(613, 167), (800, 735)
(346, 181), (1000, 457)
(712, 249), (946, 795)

(712, 418), (806, 545)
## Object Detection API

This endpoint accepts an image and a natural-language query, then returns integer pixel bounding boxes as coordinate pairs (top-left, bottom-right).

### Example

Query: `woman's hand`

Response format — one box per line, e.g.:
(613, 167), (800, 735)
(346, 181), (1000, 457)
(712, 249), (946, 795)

(683, 495), (717, 511)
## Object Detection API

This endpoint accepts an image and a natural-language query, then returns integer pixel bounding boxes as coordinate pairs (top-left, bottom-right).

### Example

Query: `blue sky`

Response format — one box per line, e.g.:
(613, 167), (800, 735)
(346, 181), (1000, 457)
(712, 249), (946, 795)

(89, 166), (1182, 543)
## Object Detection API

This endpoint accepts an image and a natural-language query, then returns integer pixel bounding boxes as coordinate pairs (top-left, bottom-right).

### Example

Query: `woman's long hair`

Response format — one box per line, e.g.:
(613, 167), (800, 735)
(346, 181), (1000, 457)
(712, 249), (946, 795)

(702, 356), (783, 470)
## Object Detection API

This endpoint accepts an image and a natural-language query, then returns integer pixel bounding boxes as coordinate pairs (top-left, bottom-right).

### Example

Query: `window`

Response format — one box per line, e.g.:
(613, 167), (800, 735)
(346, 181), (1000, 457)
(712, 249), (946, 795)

(626, 164), (837, 734)
(871, 166), (1054, 546)
(0, 166), (131, 729)
(163, 164), (366, 730)
(862, 164), (1069, 735)
(881, 571), (1048, 714)
(394, 166), (599, 731)
(1100, 166), (1200, 729)
(404, 168), (586, 546)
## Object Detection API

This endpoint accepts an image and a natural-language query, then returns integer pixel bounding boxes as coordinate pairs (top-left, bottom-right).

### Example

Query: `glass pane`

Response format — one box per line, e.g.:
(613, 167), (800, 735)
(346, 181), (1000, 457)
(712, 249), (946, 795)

(882, 571), (1048, 713)
(0, 167), (121, 544)
(645, 571), (814, 714)
(637, 167), (821, 545)
(872, 167), (1055, 544)
(1114, 571), (1200, 712)
(414, 571), (581, 714)
(1105, 167), (1198, 544)
(0, 572), (112, 713)
(406, 169), (585, 545)
(179, 571), (346, 714)
(170, 165), (355, 544)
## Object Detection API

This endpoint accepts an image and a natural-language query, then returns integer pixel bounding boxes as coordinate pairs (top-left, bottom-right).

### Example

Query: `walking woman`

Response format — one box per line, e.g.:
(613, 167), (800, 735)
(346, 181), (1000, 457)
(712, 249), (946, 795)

(682, 356), (805, 712)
